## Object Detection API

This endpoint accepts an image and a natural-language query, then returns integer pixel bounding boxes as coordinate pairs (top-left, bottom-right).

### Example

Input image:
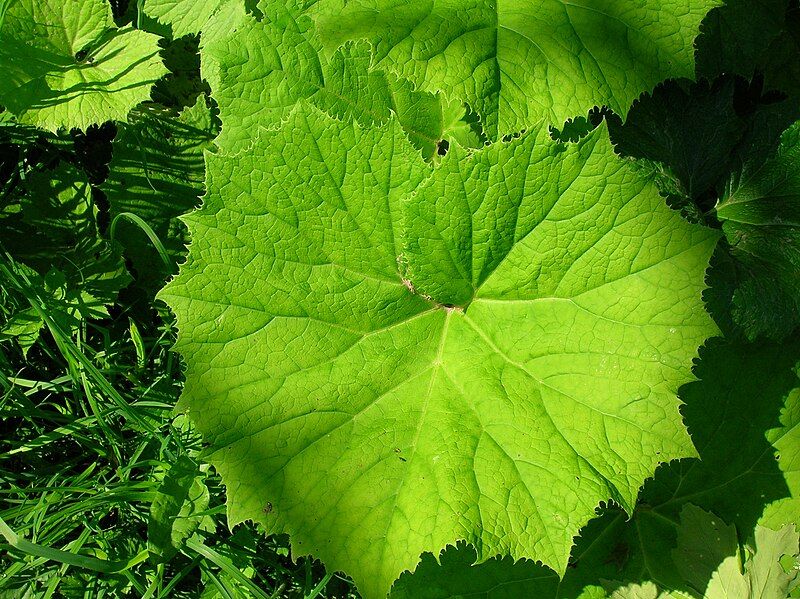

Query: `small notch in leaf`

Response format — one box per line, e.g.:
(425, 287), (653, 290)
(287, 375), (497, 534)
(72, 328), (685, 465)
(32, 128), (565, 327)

(436, 139), (449, 156)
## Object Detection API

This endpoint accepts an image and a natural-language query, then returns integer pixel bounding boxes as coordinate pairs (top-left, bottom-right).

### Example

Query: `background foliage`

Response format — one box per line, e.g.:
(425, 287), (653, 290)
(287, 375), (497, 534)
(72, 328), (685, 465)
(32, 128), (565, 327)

(1, 0), (799, 597)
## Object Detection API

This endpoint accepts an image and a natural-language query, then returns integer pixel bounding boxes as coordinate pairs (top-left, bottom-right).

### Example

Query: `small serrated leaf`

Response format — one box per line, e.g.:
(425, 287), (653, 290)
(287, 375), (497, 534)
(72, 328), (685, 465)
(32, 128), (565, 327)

(148, 455), (213, 563)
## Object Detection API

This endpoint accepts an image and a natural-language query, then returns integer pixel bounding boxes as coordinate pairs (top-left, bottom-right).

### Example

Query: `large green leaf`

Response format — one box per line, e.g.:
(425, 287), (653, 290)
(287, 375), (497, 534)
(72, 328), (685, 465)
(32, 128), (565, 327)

(311, 0), (718, 137)
(761, 5), (800, 101)
(201, 5), (478, 157)
(716, 119), (800, 341)
(390, 337), (800, 598)
(142, 0), (233, 38)
(0, 0), (167, 131)
(161, 105), (718, 598)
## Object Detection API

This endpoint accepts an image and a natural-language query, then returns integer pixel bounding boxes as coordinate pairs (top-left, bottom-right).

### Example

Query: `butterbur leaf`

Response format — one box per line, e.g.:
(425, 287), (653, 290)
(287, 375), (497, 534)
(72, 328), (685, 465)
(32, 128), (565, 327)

(142, 0), (233, 38)
(201, 9), (375, 151)
(203, 7), (475, 156)
(388, 338), (800, 598)
(389, 541), (559, 598)
(761, 5), (800, 100)
(312, 0), (719, 138)
(376, 76), (484, 162)
(716, 119), (800, 341)
(744, 526), (800, 599)
(0, 0), (167, 131)
(161, 105), (718, 598)
(438, 99), (484, 158)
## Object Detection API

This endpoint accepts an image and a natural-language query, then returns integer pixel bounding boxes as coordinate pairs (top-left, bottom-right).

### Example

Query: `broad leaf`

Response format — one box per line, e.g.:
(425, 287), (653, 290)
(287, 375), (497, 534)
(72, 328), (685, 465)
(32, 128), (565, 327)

(762, 5), (800, 100)
(390, 338), (800, 598)
(0, 0), (167, 131)
(716, 119), (800, 341)
(142, 0), (232, 38)
(202, 6), (478, 156)
(312, 0), (718, 137)
(161, 105), (718, 598)
(389, 541), (558, 599)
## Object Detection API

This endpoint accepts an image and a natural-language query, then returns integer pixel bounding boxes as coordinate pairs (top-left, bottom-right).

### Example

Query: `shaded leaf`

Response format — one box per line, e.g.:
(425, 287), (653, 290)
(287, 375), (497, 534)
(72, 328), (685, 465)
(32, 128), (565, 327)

(312, 0), (718, 137)
(0, 0), (167, 131)
(695, 0), (788, 80)
(717, 119), (800, 340)
(103, 97), (216, 294)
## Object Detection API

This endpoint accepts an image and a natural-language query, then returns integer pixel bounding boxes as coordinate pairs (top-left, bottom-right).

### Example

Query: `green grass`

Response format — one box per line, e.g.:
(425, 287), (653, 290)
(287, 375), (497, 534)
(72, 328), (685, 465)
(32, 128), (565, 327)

(0, 256), (359, 598)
